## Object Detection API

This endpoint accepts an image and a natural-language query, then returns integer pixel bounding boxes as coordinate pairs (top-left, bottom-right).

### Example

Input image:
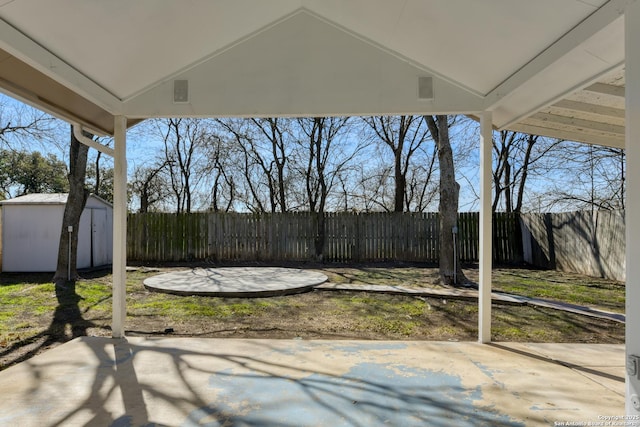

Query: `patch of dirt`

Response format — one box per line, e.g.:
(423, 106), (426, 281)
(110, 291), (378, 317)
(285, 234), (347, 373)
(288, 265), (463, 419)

(120, 289), (623, 343)
(0, 264), (625, 371)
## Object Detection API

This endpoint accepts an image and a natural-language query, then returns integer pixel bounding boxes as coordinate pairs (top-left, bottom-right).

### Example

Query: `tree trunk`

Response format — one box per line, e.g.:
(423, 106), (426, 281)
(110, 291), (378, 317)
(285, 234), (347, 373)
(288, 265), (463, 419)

(94, 150), (102, 198)
(515, 135), (537, 213)
(504, 160), (512, 213)
(394, 166), (405, 212)
(426, 115), (466, 286)
(53, 126), (90, 284)
(140, 183), (150, 213)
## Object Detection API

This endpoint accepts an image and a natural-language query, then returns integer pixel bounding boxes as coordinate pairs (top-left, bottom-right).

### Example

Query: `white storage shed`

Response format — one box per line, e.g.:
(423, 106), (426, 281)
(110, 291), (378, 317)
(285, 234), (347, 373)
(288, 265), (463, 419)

(0, 193), (113, 272)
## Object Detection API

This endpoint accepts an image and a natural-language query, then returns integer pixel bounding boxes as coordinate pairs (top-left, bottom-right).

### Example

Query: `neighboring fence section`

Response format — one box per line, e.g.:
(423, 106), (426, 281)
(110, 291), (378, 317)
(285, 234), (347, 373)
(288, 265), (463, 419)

(127, 211), (522, 264)
(520, 210), (625, 281)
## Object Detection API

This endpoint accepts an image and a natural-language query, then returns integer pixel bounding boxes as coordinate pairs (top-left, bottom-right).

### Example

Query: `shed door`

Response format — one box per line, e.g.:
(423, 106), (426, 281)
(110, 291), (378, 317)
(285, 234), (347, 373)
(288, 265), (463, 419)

(91, 209), (108, 267)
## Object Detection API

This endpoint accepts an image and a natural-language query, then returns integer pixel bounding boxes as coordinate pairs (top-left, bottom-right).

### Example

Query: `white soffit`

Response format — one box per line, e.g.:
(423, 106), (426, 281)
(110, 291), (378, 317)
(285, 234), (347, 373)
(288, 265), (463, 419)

(0, 0), (608, 100)
(0, 0), (302, 100)
(0, 0), (630, 146)
(304, 0), (608, 95)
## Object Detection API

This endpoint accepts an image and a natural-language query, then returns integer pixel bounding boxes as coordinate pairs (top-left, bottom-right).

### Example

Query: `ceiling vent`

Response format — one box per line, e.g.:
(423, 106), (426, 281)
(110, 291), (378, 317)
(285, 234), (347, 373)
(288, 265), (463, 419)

(173, 80), (189, 103)
(418, 76), (434, 100)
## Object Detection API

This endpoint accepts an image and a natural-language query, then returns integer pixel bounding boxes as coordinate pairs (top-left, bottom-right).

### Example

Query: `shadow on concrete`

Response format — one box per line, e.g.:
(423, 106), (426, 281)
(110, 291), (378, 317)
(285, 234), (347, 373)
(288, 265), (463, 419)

(8, 337), (527, 426)
(488, 342), (624, 383)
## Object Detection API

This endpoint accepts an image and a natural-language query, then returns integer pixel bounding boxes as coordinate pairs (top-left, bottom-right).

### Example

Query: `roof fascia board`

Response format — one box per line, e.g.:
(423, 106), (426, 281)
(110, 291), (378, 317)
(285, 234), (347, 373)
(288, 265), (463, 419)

(0, 18), (123, 113)
(484, 0), (630, 108)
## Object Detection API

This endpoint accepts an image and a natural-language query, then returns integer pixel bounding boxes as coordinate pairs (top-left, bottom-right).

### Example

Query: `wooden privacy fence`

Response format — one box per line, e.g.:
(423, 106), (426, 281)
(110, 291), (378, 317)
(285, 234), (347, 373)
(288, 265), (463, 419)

(127, 211), (522, 264)
(520, 210), (625, 281)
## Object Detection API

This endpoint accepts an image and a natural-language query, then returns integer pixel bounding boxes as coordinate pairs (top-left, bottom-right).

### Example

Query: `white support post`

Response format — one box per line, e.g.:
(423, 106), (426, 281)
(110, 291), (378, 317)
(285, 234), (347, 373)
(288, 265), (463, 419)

(479, 111), (493, 343)
(626, 0), (640, 415)
(112, 116), (127, 338)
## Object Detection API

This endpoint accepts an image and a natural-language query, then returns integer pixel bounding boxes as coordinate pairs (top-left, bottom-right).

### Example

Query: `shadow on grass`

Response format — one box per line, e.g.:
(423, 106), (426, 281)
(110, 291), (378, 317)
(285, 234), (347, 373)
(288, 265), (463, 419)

(0, 267), (111, 287)
(0, 279), (110, 370)
(0, 263), (625, 371)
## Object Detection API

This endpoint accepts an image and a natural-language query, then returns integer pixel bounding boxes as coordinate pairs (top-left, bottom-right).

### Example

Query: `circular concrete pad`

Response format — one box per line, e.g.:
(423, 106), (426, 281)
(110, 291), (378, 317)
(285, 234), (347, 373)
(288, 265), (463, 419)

(143, 267), (328, 297)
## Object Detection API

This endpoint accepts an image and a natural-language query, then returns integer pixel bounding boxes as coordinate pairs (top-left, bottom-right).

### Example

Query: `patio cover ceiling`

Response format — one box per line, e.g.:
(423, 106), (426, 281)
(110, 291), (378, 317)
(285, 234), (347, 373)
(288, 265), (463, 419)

(0, 0), (628, 148)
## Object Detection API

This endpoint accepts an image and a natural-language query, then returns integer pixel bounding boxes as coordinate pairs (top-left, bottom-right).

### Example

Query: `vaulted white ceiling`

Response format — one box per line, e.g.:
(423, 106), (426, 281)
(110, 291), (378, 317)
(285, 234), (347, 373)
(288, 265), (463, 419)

(0, 0), (629, 147)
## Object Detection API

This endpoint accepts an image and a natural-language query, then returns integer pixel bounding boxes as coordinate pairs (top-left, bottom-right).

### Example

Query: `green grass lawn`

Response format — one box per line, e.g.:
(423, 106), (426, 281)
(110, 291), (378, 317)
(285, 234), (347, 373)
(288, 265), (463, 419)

(489, 267), (625, 313)
(0, 265), (626, 371)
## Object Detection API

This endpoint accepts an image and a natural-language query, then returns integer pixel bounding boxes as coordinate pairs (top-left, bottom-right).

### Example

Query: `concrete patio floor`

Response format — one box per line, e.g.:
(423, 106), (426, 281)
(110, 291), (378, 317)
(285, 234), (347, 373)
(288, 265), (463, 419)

(0, 337), (624, 426)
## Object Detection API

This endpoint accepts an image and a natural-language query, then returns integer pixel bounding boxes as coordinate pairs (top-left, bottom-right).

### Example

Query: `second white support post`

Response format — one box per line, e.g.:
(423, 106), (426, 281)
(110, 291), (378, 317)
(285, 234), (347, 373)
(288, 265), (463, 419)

(479, 111), (493, 343)
(112, 116), (127, 338)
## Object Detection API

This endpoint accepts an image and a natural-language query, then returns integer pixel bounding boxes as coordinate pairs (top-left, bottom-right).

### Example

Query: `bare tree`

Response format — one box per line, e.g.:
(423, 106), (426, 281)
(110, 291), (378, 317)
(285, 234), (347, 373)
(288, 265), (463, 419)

(216, 118), (293, 212)
(362, 116), (434, 212)
(492, 131), (561, 213)
(544, 143), (625, 212)
(294, 117), (358, 258)
(404, 145), (439, 212)
(295, 117), (357, 211)
(353, 165), (395, 212)
(205, 134), (236, 212)
(425, 115), (465, 285)
(156, 118), (210, 213)
(215, 119), (268, 212)
(251, 118), (291, 212)
(130, 162), (171, 212)
(0, 96), (56, 149)
(86, 139), (114, 203)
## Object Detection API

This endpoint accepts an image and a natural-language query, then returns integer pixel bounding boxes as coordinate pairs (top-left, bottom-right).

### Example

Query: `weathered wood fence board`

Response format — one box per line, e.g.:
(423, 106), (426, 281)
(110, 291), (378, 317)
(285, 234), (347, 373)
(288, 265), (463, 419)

(520, 210), (625, 281)
(493, 213), (523, 264)
(127, 210), (625, 279)
(127, 211), (522, 264)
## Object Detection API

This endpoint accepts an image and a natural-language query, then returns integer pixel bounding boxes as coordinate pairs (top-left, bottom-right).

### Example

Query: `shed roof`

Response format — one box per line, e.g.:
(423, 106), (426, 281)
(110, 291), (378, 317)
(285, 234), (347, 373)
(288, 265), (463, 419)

(0, 193), (112, 207)
(0, 0), (629, 147)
